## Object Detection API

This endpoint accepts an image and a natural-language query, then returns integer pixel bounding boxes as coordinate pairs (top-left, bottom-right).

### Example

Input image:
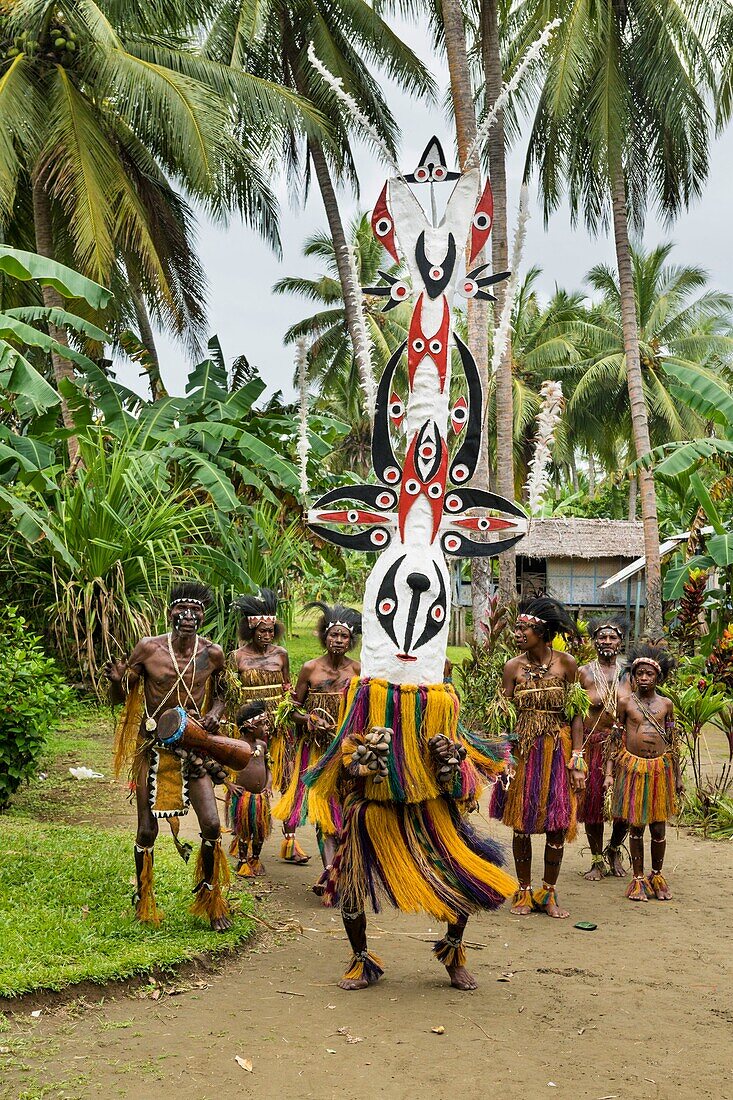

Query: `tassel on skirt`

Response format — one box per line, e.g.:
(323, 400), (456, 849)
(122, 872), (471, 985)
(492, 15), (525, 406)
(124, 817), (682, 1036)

(576, 730), (606, 826)
(272, 737), (343, 836)
(229, 789), (272, 847)
(611, 748), (678, 827)
(490, 728), (577, 841)
(324, 793), (516, 923)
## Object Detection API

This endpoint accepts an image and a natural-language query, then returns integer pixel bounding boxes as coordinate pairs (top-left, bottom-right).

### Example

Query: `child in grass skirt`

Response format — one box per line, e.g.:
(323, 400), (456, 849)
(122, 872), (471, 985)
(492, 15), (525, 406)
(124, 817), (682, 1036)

(226, 701), (272, 877)
(604, 644), (682, 901)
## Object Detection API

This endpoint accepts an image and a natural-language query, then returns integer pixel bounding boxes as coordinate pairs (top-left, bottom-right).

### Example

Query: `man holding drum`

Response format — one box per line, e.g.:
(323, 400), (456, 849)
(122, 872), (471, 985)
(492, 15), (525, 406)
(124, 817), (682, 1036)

(106, 582), (232, 931)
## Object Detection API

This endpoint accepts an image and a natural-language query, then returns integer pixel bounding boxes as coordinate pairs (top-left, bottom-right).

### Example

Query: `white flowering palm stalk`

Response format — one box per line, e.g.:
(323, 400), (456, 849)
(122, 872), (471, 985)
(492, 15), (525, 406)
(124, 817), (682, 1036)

(525, 380), (565, 514)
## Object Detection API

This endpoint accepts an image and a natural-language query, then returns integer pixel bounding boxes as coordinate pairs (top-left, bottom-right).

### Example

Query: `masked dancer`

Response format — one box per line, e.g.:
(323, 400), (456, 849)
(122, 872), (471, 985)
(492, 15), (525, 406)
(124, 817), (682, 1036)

(228, 590), (305, 863)
(577, 617), (631, 879)
(490, 597), (589, 920)
(107, 582), (231, 931)
(605, 645), (681, 901)
(273, 603), (361, 882)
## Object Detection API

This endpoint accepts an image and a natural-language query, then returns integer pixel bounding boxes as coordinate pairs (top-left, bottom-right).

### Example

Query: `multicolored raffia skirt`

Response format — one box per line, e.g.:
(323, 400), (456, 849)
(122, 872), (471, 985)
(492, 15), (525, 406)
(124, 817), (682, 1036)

(272, 737), (343, 836)
(611, 747), (678, 827)
(490, 728), (577, 841)
(229, 788), (272, 846)
(325, 792), (516, 922)
(576, 728), (607, 826)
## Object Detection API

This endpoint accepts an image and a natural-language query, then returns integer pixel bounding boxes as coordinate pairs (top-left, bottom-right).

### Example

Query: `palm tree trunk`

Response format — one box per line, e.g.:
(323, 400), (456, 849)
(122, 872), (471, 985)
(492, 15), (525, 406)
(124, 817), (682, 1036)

(610, 161), (663, 636)
(32, 170), (79, 463)
(587, 449), (596, 497)
(481, 0), (516, 608)
(129, 278), (168, 401)
(308, 139), (373, 419)
(569, 451), (579, 493)
(442, 0), (496, 631)
(628, 475), (637, 521)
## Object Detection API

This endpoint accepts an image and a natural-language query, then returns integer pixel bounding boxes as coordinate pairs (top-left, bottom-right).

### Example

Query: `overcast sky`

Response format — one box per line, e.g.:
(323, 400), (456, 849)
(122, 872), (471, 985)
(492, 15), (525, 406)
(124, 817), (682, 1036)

(113, 16), (733, 400)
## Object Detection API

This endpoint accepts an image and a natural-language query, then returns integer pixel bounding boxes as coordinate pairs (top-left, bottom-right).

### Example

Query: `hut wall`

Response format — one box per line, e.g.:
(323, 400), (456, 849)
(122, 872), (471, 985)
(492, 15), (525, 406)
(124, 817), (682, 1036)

(546, 557), (644, 607)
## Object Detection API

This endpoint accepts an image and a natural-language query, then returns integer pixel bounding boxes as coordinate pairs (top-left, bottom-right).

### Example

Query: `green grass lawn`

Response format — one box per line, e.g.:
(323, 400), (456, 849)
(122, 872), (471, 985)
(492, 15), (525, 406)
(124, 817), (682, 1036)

(0, 821), (254, 998)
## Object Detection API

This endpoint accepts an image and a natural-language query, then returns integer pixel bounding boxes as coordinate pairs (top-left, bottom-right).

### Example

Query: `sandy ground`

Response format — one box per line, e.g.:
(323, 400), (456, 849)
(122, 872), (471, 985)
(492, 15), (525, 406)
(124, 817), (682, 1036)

(2, 800), (733, 1100)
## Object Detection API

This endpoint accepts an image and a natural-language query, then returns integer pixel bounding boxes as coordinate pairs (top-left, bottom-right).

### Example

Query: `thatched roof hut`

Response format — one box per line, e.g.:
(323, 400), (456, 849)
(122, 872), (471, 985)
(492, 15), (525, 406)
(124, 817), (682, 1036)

(517, 518), (645, 608)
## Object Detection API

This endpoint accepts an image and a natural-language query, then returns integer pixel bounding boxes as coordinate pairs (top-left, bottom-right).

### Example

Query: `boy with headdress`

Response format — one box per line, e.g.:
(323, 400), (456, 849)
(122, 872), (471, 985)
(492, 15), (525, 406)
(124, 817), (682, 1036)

(106, 582), (231, 930)
(605, 644), (682, 901)
(490, 596), (589, 919)
(228, 590), (305, 862)
(226, 701), (272, 877)
(273, 602), (361, 882)
(577, 616), (631, 878)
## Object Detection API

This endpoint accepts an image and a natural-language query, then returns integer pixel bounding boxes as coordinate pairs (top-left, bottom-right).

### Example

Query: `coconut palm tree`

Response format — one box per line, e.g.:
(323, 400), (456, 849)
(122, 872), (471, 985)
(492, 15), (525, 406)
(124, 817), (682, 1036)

(566, 244), (733, 453)
(509, 0), (727, 634)
(205, 0), (434, 409)
(0, 0), (310, 447)
(273, 214), (410, 394)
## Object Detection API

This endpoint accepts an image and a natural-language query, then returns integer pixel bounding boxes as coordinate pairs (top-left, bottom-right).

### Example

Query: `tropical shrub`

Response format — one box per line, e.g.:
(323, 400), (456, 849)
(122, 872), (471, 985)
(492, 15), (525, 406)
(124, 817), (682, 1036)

(0, 606), (73, 811)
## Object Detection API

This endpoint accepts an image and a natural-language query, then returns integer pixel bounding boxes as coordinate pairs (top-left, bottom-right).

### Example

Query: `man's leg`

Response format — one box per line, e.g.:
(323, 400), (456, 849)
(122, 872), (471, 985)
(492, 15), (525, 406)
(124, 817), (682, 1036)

(647, 821), (672, 899)
(626, 825), (649, 900)
(312, 829), (338, 896)
(604, 818), (629, 877)
(583, 823), (606, 880)
(510, 832), (534, 915)
(188, 775), (232, 932)
(434, 914), (477, 991)
(133, 766), (162, 924)
(534, 829), (569, 918)
(338, 907), (383, 991)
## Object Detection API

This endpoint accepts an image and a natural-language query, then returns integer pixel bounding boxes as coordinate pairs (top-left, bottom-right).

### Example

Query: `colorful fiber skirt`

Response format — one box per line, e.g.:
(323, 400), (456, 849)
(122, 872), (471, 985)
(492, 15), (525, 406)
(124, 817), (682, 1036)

(490, 728), (577, 841)
(229, 788), (272, 847)
(324, 791), (516, 922)
(576, 728), (607, 826)
(272, 737), (343, 836)
(611, 747), (678, 827)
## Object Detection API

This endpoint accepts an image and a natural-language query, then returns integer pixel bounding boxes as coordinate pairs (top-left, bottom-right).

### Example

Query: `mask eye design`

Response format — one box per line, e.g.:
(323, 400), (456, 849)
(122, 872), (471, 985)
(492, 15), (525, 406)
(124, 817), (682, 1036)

(389, 392), (405, 428)
(412, 563), (448, 651)
(452, 515), (516, 532)
(451, 397), (468, 434)
(363, 271), (412, 313)
(316, 509), (391, 526)
(375, 555), (405, 646)
(407, 294), (451, 391)
(404, 136), (460, 185)
(398, 424), (448, 542)
(415, 233), (456, 299)
(370, 182), (400, 263)
(469, 178), (494, 263)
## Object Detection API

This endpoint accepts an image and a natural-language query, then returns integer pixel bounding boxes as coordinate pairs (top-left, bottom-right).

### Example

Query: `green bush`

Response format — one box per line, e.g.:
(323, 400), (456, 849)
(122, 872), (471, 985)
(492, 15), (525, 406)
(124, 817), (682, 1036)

(0, 607), (73, 810)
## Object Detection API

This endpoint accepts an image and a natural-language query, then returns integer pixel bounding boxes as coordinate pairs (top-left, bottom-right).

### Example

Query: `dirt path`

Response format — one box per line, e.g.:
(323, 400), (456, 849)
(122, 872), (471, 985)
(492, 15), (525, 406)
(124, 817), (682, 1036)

(2, 805), (732, 1100)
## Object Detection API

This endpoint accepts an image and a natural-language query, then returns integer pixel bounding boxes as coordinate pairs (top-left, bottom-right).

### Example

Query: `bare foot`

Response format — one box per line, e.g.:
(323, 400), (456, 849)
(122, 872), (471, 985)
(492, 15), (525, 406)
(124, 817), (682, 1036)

(605, 848), (627, 877)
(446, 964), (477, 990)
(211, 915), (232, 932)
(583, 863), (605, 881)
(544, 898), (570, 919)
(338, 977), (370, 991)
(283, 852), (310, 865)
(510, 899), (534, 916)
(248, 858), (265, 877)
